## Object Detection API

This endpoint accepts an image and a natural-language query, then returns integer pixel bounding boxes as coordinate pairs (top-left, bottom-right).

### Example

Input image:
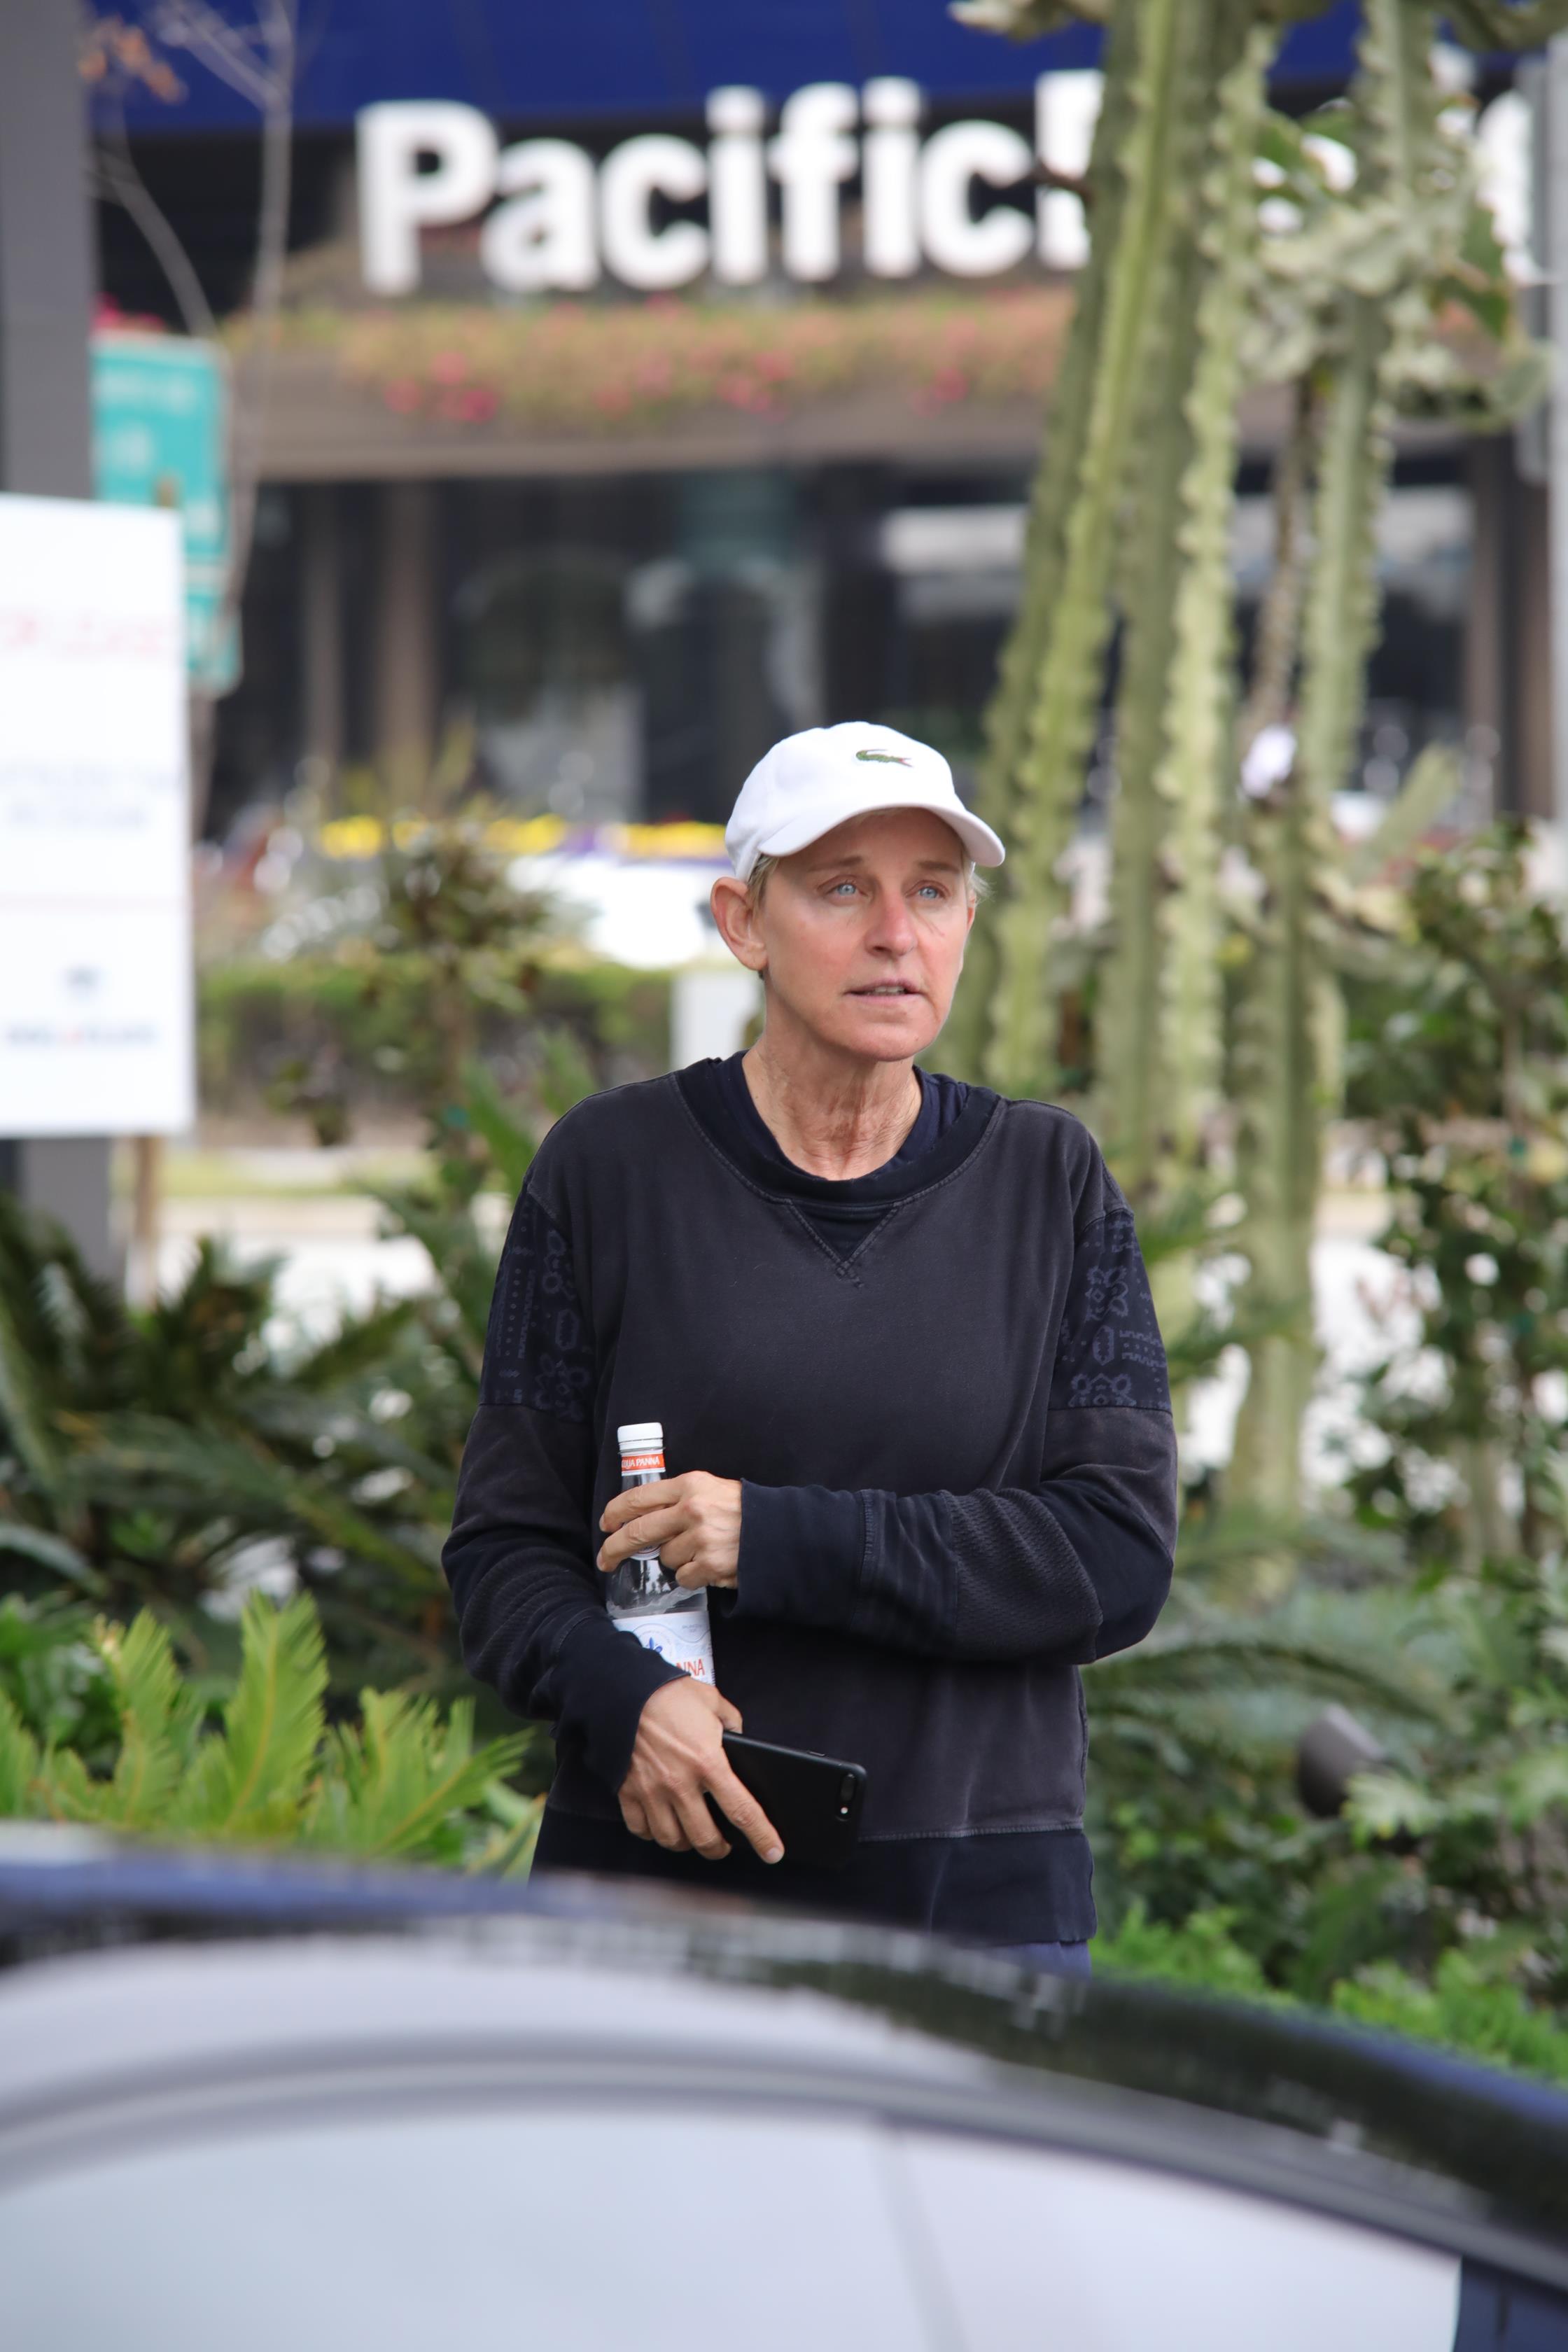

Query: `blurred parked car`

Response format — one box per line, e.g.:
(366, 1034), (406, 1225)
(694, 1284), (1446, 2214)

(1, 1829), (1565, 2351)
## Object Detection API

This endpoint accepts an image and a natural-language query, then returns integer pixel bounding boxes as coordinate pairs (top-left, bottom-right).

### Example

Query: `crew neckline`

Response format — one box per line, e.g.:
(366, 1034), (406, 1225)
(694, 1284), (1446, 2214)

(718, 1052), (941, 1178)
(676, 1055), (994, 1208)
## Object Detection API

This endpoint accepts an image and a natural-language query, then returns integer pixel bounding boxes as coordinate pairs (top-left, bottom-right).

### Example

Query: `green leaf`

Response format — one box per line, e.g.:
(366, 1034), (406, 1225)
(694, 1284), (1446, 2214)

(192, 1592), (328, 1838)
(0, 1689), (41, 1816)
(87, 1612), (202, 1830)
(0, 1282), (67, 1511)
(0, 1521), (105, 1595)
(459, 1060), (539, 1195)
(309, 1690), (526, 1862)
(1346, 743), (1461, 883)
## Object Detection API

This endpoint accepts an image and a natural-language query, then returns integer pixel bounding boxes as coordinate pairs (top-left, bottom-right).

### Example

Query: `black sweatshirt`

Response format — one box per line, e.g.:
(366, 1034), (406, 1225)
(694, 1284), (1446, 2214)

(444, 1059), (1177, 1944)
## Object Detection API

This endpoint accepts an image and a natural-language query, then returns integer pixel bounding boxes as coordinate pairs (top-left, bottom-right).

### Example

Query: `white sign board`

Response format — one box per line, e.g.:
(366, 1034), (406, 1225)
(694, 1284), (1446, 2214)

(0, 495), (194, 1138)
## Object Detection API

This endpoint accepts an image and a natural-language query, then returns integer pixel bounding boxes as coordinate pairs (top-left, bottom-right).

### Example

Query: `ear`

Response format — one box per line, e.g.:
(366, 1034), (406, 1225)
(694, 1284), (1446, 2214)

(710, 875), (767, 974)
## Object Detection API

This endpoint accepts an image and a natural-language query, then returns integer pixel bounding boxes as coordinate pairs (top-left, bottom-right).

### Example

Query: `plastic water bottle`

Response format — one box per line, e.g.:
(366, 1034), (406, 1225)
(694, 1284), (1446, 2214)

(606, 1422), (714, 1683)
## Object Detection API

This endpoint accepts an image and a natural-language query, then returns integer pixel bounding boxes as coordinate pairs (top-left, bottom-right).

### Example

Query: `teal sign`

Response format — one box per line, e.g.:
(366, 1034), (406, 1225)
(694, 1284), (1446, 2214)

(90, 332), (239, 695)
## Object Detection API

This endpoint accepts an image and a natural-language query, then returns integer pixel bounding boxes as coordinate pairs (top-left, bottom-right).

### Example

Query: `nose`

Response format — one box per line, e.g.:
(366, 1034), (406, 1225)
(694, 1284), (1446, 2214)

(867, 890), (917, 955)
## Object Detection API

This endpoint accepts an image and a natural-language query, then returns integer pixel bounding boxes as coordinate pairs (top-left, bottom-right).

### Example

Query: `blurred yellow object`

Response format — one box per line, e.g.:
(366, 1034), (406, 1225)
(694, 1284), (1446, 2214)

(314, 814), (727, 863)
(1526, 1138), (1568, 1185)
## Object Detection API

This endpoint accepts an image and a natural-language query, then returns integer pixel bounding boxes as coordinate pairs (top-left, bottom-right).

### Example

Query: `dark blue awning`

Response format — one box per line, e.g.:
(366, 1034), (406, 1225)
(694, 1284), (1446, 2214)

(103, 0), (1368, 138)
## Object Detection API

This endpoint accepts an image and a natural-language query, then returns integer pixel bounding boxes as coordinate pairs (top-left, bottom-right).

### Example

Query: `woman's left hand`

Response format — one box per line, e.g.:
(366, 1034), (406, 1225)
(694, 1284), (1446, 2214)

(598, 1471), (743, 1590)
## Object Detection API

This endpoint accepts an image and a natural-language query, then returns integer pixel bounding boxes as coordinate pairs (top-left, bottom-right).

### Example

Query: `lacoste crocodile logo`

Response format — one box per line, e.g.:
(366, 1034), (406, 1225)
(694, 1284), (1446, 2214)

(855, 748), (911, 766)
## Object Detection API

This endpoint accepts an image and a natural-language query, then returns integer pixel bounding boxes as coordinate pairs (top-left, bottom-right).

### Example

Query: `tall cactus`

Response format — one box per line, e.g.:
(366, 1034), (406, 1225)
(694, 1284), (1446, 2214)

(960, 0), (1568, 1522)
(944, 0), (1140, 1077)
(1099, 17), (1273, 1192)
(974, 0), (1192, 1099)
(1228, 0), (1546, 1514)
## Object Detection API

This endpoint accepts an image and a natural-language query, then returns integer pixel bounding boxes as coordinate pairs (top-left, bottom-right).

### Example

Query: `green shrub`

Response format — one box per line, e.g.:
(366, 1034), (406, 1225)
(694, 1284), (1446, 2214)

(199, 819), (671, 1135)
(1329, 1952), (1568, 2086)
(1098, 1903), (1568, 2089)
(1096, 1902), (1283, 2003)
(0, 1590), (538, 1872)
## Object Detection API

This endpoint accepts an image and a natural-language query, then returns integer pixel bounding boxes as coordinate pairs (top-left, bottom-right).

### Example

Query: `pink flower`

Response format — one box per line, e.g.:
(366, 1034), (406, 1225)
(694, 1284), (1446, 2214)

(456, 384), (498, 421)
(428, 349), (469, 385)
(383, 378), (424, 414)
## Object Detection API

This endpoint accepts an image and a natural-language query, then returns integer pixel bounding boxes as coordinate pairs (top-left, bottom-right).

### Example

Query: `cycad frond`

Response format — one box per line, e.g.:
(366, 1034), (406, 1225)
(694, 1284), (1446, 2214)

(0, 1521), (105, 1595)
(284, 1298), (421, 1394)
(310, 1690), (525, 1862)
(0, 1281), (68, 1512)
(88, 1417), (442, 1591)
(194, 1592), (328, 1838)
(76, 1612), (202, 1830)
(466, 1782), (545, 1878)
(0, 1690), (41, 1815)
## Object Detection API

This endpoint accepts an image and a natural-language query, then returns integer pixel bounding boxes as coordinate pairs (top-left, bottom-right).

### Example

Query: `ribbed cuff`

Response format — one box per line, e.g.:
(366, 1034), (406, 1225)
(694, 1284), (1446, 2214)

(733, 1481), (865, 1630)
(555, 1613), (685, 1792)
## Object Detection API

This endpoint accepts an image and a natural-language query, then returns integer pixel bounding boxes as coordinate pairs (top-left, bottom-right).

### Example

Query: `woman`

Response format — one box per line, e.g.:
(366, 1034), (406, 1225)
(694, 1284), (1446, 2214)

(444, 720), (1177, 1962)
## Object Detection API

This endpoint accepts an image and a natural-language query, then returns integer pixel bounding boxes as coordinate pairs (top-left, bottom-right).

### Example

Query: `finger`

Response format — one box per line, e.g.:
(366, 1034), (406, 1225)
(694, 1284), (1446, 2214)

(676, 1554), (735, 1589)
(597, 1506), (688, 1572)
(645, 1795), (692, 1853)
(600, 1479), (685, 1532)
(711, 1690), (743, 1733)
(674, 1786), (732, 1862)
(620, 1791), (652, 1840)
(707, 1760), (783, 1864)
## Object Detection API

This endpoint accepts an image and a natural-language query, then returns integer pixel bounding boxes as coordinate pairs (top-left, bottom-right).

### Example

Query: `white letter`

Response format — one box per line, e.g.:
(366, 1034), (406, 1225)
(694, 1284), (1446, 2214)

(863, 78), (921, 279)
(708, 86), (767, 285)
(769, 83), (858, 282)
(918, 118), (1033, 278)
(1036, 71), (1101, 269)
(357, 102), (497, 296)
(601, 134), (708, 290)
(479, 140), (598, 292)
(1476, 90), (1534, 279)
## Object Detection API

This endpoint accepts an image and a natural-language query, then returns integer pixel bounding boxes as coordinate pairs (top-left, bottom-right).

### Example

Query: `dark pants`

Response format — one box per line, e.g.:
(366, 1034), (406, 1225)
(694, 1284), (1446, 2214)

(1008, 1941), (1092, 1980)
(533, 1806), (1093, 1966)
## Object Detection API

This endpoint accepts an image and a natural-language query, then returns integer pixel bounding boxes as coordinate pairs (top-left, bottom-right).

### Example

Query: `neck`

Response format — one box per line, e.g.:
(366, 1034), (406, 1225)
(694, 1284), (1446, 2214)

(743, 1021), (920, 1180)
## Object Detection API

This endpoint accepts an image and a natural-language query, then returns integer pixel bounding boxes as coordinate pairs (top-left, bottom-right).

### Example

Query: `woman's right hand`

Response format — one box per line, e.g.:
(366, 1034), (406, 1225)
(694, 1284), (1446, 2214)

(619, 1679), (784, 1865)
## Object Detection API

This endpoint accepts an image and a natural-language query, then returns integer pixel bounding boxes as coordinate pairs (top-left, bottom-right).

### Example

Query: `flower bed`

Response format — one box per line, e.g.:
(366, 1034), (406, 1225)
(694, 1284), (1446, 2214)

(241, 286), (1072, 433)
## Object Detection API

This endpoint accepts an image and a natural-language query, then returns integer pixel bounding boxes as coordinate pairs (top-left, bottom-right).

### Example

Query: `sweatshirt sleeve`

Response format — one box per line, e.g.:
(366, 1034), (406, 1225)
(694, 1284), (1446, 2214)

(442, 1180), (682, 1791)
(729, 1201), (1177, 1666)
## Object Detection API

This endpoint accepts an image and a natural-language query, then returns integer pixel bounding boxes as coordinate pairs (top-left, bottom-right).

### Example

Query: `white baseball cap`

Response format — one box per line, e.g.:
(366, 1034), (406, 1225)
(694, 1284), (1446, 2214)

(724, 721), (1006, 882)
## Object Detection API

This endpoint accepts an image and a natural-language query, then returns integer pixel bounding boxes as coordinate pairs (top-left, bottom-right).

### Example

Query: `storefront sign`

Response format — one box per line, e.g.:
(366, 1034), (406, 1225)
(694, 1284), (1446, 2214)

(0, 496), (195, 1138)
(358, 74), (1100, 298)
(90, 333), (239, 696)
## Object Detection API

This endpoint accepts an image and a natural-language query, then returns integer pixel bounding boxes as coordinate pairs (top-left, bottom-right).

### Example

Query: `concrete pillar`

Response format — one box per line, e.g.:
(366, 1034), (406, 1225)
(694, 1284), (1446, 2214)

(0, 0), (115, 1278)
(1516, 470), (1555, 822)
(301, 484), (345, 787)
(372, 481), (439, 800)
(1466, 437), (1554, 821)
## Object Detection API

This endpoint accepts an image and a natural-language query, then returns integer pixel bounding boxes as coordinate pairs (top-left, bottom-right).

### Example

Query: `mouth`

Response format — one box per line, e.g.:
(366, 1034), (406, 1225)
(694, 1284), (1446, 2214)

(848, 982), (921, 1000)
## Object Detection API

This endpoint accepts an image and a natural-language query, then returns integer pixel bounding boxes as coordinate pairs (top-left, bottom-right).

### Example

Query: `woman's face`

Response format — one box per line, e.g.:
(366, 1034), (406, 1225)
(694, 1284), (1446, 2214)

(713, 807), (976, 1064)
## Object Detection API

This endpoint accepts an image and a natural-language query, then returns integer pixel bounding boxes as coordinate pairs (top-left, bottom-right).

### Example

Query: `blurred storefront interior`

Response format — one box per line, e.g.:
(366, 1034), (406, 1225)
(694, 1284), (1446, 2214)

(95, 1), (1550, 841)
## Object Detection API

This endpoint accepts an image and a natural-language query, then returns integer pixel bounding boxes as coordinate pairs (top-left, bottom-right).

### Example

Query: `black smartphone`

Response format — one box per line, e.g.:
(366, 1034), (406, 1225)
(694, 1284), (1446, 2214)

(707, 1733), (868, 1872)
